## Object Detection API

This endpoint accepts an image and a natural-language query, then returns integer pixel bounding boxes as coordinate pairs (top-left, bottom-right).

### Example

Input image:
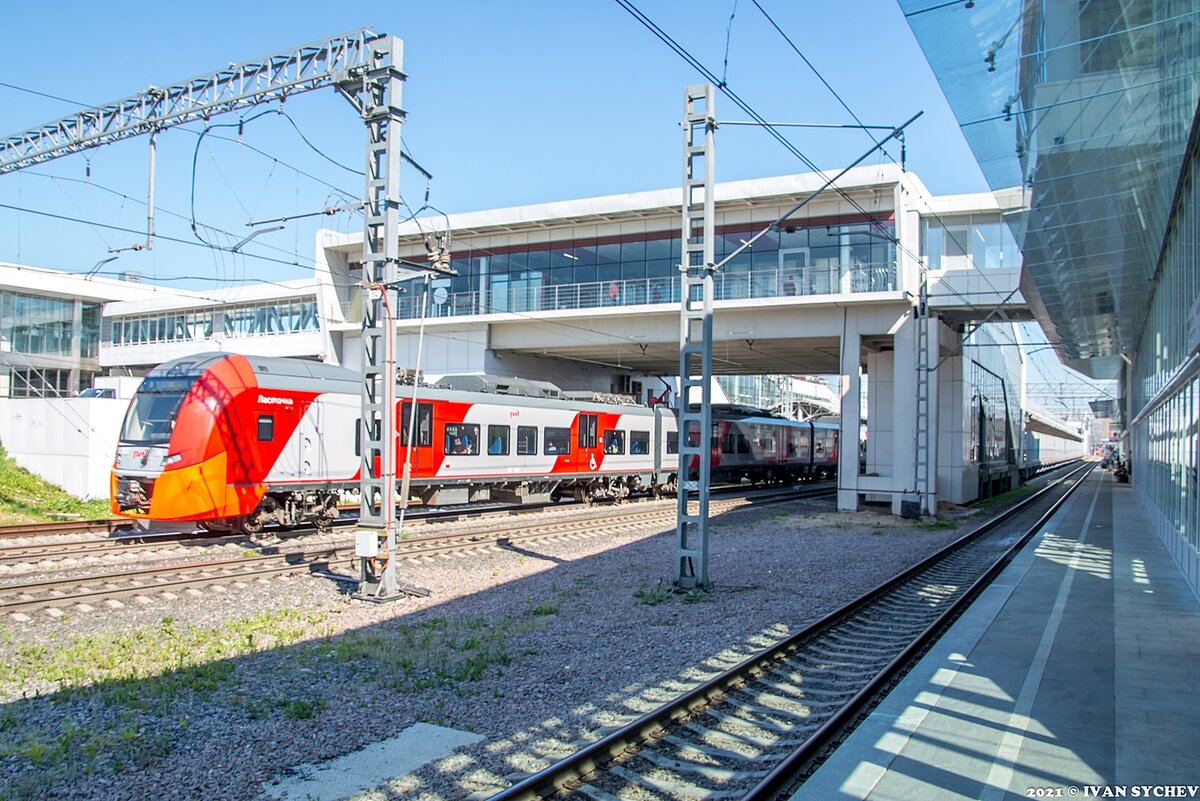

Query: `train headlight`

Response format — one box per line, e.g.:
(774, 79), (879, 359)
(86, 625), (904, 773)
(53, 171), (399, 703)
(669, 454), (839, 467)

(164, 453), (183, 467)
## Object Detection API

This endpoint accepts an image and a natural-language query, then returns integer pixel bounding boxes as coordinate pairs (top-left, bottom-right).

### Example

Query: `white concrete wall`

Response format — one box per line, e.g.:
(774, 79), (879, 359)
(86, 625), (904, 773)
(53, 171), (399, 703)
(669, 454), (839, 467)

(0, 398), (127, 500)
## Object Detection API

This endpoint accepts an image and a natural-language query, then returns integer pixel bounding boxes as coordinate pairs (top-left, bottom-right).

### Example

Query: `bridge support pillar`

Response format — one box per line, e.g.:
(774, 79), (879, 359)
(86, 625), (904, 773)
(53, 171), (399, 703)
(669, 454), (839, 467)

(838, 321), (862, 512)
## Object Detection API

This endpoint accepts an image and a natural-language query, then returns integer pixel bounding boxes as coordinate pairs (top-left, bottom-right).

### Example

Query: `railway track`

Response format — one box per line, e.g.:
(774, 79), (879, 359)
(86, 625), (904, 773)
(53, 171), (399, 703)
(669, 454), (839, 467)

(483, 462), (1094, 801)
(0, 484), (836, 616)
(0, 518), (134, 541)
(0, 481), (836, 568)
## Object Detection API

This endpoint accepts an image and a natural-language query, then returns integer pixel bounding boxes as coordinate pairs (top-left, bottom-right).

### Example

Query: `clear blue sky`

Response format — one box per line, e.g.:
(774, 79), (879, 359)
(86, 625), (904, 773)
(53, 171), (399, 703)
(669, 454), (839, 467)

(0, 0), (1110, 412)
(0, 0), (987, 284)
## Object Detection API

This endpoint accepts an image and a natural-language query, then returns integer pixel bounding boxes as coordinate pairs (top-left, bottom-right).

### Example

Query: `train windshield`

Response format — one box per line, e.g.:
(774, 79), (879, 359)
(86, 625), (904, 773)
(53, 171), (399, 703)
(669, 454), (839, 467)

(119, 376), (195, 445)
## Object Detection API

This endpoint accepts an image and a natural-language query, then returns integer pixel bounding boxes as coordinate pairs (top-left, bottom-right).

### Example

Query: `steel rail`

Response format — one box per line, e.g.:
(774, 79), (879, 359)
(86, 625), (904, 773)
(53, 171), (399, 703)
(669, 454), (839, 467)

(483, 462), (1093, 801)
(742, 462), (1095, 800)
(0, 519), (134, 541)
(0, 484), (833, 569)
(1, 487), (837, 613)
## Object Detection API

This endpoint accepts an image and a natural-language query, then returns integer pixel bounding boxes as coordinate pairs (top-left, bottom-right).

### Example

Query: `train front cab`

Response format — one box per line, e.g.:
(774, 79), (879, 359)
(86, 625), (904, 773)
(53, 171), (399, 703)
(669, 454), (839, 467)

(111, 355), (266, 526)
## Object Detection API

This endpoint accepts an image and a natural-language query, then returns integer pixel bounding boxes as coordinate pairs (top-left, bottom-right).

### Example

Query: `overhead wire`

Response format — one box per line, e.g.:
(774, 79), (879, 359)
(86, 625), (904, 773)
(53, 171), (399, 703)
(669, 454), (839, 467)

(747, 0), (1026, 327)
(0, 80), (94, 108)
(617, 0), (1021, 338)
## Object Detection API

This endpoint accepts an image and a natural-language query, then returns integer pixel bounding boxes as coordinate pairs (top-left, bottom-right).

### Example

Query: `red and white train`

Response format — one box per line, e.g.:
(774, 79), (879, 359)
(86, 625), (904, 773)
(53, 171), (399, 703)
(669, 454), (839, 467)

(111, 354), (840, 533)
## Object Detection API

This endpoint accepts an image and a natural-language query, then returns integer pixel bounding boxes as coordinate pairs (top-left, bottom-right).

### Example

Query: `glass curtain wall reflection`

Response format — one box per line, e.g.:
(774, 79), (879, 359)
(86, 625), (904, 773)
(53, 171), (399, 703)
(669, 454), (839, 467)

(403, 220), (897, 319)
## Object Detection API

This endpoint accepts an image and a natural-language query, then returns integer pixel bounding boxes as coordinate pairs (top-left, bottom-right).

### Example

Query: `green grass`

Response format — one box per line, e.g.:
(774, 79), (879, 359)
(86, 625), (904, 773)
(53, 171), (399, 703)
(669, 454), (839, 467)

(0, 609), (328, 703)
(0, 444), (112, 523)
(318, 615), (521, 691)
(634, 582), (673, 606)
(0, 609), (331, 784)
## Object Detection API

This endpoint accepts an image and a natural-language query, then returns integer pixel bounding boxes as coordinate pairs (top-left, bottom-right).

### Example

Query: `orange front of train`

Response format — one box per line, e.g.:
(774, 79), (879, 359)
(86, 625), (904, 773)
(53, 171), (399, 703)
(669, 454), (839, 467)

(111, 354), (269, 522)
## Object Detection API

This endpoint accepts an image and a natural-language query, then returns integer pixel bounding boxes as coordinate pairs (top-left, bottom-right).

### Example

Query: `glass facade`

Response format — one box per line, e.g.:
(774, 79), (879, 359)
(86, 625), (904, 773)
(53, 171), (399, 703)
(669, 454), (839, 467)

(0, 291), (100, 397)
(903, 0), (1200, 363)
(397, 221), (896, 318)
(903, 0), (1200, 588)
(0, 292), (91, 356)
(8, 368), (72, 398)
(108, 297), (319, 347)
(1131, 137), (1200, 564)
(922, 215), (1022, 271)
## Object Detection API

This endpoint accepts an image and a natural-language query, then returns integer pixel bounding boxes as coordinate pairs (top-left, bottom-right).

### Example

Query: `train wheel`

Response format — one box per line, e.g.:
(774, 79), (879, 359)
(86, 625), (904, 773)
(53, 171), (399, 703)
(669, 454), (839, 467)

(237, 514), (264, 536)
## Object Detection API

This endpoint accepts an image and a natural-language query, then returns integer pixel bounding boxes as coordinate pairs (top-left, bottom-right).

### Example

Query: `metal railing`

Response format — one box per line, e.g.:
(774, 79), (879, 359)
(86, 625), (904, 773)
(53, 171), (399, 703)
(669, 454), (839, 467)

(388, 261), (897, 319)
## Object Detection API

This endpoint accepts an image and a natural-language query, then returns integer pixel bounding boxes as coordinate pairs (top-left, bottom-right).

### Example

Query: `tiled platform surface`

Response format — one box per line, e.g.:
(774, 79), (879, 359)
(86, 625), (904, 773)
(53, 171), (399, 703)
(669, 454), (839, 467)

(793, 468), (1200, 800)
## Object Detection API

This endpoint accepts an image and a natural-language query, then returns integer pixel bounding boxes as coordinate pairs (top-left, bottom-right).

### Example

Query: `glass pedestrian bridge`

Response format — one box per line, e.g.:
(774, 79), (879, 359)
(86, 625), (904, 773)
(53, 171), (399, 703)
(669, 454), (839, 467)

(389, 260), (898, 320)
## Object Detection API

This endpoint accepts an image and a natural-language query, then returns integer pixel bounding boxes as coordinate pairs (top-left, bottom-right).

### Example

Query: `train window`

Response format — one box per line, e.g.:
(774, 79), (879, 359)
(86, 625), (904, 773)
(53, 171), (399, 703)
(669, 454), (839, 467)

(603, 430), (625, 454)
(722, 432), (736, 453)
(487, 425), (510, 456)
(545, 426), (571, 455)
(517, 425), (538, 455)
(257, 415), (274, 442)
(666, 431), (679, 454)
(761, 437), (776, 455)
(400, 402), (433, 446)
(737, 434), (751, 454)
(630, 431), (649, 455)
(577, 414), (598, 449)
(444, 423), (480, 455)
(355, 420), (361, 457)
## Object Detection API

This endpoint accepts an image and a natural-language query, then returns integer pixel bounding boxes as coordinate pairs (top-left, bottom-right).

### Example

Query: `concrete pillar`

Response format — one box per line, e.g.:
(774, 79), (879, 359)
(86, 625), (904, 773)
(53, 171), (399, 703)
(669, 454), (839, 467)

(70, 298), (83, 395)
(865, 349), (894, 478)
(838, 317), (861, 512)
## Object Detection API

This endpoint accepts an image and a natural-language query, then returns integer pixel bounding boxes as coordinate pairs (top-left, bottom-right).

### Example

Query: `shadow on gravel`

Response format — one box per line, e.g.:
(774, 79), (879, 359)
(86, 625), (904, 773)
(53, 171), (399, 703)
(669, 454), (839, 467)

(0, 492), (994, 801)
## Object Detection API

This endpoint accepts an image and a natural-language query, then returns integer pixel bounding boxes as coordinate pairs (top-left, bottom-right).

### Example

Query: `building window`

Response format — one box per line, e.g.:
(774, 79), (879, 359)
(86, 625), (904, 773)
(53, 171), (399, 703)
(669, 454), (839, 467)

(7, 368), (71, 398)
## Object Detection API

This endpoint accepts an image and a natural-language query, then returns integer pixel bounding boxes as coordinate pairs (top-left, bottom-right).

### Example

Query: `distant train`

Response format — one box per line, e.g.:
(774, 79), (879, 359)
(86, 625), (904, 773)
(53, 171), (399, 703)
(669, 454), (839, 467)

(111, 354), (841, 533)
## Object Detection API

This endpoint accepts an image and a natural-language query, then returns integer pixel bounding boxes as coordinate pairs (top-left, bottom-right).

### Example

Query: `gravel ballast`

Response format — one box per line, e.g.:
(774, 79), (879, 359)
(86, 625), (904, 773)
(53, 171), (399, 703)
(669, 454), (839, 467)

(0, 496), (979, 801)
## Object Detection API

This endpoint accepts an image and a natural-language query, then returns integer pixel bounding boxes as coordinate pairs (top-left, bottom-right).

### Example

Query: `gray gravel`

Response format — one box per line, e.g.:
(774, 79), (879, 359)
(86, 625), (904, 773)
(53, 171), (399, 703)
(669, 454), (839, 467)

(0, 496), (977, 801)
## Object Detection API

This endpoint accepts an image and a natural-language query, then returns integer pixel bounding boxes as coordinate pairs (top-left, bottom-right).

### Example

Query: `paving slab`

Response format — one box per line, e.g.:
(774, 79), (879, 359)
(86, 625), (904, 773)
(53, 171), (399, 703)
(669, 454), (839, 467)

(792, 470), (1200, 800)
(264, 722), (485, 801)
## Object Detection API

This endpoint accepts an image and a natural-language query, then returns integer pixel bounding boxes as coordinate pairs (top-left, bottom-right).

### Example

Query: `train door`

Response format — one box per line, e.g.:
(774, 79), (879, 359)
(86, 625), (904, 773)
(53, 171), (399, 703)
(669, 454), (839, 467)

(296, 403), (321, 480)
(576, 413), (599, 474)
(400, 401), (434, 479)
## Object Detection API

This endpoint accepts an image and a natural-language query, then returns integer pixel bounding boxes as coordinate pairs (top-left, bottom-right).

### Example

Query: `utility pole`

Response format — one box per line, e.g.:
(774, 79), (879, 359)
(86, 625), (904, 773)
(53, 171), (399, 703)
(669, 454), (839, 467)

(675, 84), (716, 590)
(0, 29), (432, 600)
(336, 37), (428, 601)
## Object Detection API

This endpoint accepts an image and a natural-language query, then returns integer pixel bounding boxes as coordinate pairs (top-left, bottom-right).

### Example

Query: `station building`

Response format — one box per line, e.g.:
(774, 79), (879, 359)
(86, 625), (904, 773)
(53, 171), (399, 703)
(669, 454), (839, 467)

(0, 261), (169, 397)
(311, 165), (1070, 514)
(902, 0), (1200, 592)
(0, 167), (1080, 507)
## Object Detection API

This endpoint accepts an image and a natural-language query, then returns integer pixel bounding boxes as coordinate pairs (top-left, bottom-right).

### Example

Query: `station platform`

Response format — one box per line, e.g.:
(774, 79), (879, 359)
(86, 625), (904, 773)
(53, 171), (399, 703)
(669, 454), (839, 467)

(793, 468), (1200, 800)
